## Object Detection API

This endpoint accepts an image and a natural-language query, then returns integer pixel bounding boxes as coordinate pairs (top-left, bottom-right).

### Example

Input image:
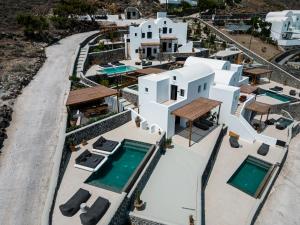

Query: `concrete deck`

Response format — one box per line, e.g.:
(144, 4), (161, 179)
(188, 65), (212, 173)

(205, 135), (287, 225)
(52, 121), (161, 225)
(131, 125), (222, 225)
(256, 95), (284, 105)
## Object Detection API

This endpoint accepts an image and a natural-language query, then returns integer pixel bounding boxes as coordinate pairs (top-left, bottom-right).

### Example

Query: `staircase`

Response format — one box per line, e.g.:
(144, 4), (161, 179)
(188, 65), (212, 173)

(234, 104), (243, 117)
(111, 96), (138, 111)
(76, 45), (89, 76)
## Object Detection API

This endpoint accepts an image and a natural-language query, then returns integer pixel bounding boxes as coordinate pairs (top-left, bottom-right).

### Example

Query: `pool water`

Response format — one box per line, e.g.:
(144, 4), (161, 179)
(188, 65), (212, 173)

(263, 90), (293, 102)
(98, 65), (138, 76)
(228, 156), (272, 197)
(85, 139), (152, 193)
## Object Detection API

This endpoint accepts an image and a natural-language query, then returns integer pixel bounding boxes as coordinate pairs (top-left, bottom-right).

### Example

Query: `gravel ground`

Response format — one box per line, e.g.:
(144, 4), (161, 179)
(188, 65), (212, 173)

(256, 134), (300, 225)
(0, 31), (96, 225)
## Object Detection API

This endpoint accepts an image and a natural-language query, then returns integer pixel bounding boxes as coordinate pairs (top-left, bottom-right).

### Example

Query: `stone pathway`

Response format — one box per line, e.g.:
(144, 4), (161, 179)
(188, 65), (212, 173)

(0, 31), (97, 225)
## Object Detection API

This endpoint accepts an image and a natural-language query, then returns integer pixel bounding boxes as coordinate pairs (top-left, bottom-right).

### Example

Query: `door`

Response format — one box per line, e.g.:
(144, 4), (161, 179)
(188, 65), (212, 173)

(170, 85), (178, 100)
(162, 42), (167, 52)
(174, 43), (178, 52)
(127, 12), (131, 19)
(146, 47), (152, 58)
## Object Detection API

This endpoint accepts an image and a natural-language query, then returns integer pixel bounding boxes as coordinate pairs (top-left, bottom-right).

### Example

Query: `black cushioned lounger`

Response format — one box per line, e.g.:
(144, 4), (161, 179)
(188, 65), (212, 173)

(80, 197), (110, 225)
(229, 136), (240, 148)
(194, 121), (209, 130)
(59, 188), (91, 217)
(257, 143), (270, 156)
(93, 137), (119, 152)
(75, 150), (105, 169)
(199, 118), (214, 127)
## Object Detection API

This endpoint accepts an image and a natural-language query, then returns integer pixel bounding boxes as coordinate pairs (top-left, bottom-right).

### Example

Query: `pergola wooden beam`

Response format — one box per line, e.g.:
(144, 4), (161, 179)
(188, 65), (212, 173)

(172, 97), (222, 147)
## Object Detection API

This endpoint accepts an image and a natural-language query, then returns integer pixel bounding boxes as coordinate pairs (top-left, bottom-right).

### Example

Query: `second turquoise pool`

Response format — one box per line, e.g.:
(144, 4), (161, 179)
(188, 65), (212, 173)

(98, 65), (138, 76)
(228, 156), (272, 198)
(85, 139), (153, 193)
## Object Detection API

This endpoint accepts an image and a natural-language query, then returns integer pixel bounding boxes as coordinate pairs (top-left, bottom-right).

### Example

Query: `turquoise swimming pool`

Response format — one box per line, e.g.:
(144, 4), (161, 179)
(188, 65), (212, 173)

(262, 90), (294, 103)
(98, 65), (138, 76)
(85, 139), (153, 193)
(228, 156), (272, 198)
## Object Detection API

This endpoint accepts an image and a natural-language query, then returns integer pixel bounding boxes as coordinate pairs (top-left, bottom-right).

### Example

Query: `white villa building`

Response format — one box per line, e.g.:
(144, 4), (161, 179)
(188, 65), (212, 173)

(124, 12), (191, 60)
(266, 10), (300, 47)
(138, 57), (250, 139)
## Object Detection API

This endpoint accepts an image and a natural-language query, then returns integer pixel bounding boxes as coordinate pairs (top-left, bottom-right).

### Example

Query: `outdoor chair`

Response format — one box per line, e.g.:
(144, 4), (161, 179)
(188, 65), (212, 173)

(92, 137), (119, 153)
(199, 118), (214, 127)
(229, 136), (240, 148)
(265, 118), (276, 125)
(59, 188), (91, 217)
(289, 90), (296, 96)
(275, 123), (285, 130)
(257, 143), (270, 156)
(80, 197), (110, 225)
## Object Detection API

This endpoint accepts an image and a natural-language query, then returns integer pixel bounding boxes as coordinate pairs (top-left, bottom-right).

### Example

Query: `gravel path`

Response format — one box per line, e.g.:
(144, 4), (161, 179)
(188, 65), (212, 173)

(256, 134), (300, 225)
(0, 31), (96, 225)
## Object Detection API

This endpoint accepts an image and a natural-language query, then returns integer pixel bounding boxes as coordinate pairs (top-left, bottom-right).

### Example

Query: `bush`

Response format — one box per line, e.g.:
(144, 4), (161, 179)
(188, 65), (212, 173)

(16, 13), (49, 38)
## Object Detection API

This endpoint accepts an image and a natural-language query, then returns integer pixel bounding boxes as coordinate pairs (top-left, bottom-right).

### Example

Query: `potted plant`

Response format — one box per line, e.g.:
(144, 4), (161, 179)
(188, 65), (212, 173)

(164, 138), (172, 148)
(189, 215), (194, 225)
(134, 192), (144, 211)
(135, 116), (141, 128)
(67, 137), (76, 152)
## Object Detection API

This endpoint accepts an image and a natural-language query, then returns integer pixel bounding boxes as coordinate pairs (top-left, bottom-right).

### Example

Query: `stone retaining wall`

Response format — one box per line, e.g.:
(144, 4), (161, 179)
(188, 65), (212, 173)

(270, 102), (300, 121)
(66, 110), (131, 145)
(88, 48), (125, 66)
(121, 89), (139, 105)
(158, 50), (209, 61)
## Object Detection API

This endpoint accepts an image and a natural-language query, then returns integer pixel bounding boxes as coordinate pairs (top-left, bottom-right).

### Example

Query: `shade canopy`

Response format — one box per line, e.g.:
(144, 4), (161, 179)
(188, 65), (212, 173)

(172, 97), (222, 121)
(243, 68), (273, 76)
(240, 84), (258, 94)
(245, 101), (271, 114)
(135, 67), (166, 75)
(66, 85), (118, 107)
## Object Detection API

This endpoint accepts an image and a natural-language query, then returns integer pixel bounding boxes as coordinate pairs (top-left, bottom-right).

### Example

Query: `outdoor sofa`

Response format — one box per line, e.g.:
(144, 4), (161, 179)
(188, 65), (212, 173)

(59, 188), (91, 217)
(92, 136), (120, 155)
(269, 86), (283, 92)
(80, 197), (110, 225)
(193, 121), (209, 130)
(74, 150), (108, 172)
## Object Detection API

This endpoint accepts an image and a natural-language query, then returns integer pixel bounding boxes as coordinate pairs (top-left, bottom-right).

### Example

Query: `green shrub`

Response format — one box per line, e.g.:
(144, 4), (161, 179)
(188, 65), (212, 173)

(16, 13), (49, 37)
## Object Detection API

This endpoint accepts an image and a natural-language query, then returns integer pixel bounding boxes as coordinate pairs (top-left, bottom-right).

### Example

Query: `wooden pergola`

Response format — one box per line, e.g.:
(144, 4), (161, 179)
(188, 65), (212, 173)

(135, 67), (166, 76)
(240, 84), (258, 94)
(245, 101), (271, 131)
(243, 68), (273, 85)
(172, 97), (222, 147)
(66, 85), (119, 112)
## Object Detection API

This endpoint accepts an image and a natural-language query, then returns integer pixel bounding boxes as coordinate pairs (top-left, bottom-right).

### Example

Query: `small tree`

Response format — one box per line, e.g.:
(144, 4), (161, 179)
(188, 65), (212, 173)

(16, 13), (49, 38)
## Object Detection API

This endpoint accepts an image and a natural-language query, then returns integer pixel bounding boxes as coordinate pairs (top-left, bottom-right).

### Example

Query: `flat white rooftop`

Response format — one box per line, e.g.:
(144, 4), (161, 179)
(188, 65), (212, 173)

(130, 125), (222, 225)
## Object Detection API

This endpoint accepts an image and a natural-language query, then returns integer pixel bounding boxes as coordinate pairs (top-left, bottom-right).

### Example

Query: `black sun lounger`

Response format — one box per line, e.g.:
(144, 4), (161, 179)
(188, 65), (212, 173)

(193, 121), (209, 130)
(92, 137), (119, 154)
(59, 188), (91, 217)
(229, 136), (240, 148)
(80, 197), (110, 225)
(199, 118), (214, 127)
(257, 143), (270, 156)
(269, 86), (283, 92)
(112, 61), (125, 66)
(75, 150), (107, 172)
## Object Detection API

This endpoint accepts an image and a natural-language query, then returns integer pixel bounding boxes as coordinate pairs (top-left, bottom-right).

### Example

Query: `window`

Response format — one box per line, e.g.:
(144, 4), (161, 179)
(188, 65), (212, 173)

(173, 76), (176, 80)
(148, 25), (151, 28)
(145, 87), (148, 92)
(198, 85), (202, 93)
(168, 43), (172, 48)
(147, 32), (152, 38)
(163, 27), (167, 34)
(164, 21), (167, 24)
(142, 48), (145, 53)
(135, 49), (138, 53)
(204, 83), (207, 90)
(153, 48), (157, 54)
(132, 11), (136, 16)
(142, 33), (145, 38)
(169, 28), (172, 33)
(180, 89), (185, 97)
(135, 33), (137, 36)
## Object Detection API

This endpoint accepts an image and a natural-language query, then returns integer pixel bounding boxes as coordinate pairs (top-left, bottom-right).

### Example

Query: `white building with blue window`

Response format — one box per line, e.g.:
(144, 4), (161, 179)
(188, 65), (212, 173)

(124, 12), (189, 60)
(266, 10), (300, 47)
(138, 57), (245, 138)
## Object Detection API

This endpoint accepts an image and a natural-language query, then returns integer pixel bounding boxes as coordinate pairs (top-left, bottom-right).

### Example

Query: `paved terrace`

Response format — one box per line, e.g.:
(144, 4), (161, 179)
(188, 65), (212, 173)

(52, 121), (161, 225)
(131, 125), (222, 225)
(0, 31), (98, 225)
(205, 135), (287, 225)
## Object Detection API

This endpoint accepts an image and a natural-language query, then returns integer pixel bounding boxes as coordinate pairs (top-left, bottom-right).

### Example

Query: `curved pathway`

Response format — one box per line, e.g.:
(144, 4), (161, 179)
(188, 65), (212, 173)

(0, 31), (96, 225)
